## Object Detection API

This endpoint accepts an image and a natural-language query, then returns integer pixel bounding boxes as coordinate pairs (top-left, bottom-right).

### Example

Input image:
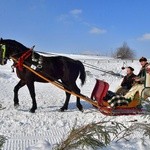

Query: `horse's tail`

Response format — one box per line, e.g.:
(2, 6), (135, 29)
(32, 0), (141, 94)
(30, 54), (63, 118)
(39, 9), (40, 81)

(77, 61), (86, 86)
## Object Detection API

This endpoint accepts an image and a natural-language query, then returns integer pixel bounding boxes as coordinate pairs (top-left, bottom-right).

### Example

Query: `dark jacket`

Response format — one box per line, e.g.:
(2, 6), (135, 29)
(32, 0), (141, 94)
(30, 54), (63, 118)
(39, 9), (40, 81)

(121, 73), (136, 90)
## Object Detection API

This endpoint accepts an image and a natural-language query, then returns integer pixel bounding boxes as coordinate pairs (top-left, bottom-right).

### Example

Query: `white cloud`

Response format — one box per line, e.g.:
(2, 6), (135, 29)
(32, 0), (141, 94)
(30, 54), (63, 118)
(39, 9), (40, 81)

(70, 9), (82, 15)
(138, 33), (150, 41)
(57, 14), (68, 22)
(57, 9), (107, 35)
(89, 27), (106, 34)
(57, 9), (82, 23)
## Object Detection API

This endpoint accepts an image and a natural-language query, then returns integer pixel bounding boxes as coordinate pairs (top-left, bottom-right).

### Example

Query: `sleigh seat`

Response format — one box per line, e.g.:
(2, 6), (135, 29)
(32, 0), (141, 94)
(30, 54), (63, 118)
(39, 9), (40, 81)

(91, 79), (140, 109)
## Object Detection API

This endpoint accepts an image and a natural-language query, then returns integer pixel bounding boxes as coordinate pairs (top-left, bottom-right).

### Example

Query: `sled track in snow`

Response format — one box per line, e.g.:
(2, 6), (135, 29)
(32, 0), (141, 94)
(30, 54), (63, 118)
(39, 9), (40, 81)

(2, 128), (66, 150)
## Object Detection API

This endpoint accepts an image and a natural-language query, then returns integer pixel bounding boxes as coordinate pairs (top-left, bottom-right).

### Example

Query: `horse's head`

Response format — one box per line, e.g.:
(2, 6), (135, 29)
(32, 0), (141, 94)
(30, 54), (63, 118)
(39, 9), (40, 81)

(0, 38), (28, 65)
(0, 38), (8, 65)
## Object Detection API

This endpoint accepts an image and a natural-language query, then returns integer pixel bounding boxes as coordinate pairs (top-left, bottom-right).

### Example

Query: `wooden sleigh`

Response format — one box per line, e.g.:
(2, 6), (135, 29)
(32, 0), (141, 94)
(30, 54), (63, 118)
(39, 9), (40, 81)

(91, 71), (150, 116)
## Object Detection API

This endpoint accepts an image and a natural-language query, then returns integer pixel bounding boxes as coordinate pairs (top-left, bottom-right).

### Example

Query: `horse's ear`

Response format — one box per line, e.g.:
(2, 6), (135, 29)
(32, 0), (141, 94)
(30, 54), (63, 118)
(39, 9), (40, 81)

(31, 45), (35, 50)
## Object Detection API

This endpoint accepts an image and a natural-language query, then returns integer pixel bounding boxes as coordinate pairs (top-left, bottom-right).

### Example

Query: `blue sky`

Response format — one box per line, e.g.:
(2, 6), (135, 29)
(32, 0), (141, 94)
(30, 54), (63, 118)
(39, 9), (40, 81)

(0, 0), (150, 57)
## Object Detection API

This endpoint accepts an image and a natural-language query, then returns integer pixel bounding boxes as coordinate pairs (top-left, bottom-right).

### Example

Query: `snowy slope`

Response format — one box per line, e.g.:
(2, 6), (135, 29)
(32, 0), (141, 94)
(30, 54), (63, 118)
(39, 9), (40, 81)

(0, 54), (149, 150)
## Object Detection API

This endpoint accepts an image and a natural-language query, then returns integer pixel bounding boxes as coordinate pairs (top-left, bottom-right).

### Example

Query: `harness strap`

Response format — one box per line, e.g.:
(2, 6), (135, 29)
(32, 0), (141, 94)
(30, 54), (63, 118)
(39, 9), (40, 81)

(15, 49), (32, 71)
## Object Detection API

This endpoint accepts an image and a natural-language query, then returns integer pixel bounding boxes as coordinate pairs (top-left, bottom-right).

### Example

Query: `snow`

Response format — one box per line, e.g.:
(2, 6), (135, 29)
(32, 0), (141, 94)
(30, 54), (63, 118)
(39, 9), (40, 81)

(0, 54), (150, 150)
(26, 140), (52, 150)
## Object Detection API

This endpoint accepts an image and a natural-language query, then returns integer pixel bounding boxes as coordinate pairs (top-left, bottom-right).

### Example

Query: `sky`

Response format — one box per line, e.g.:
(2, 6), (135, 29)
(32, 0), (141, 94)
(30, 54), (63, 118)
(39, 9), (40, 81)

(0, 0), (150, 57)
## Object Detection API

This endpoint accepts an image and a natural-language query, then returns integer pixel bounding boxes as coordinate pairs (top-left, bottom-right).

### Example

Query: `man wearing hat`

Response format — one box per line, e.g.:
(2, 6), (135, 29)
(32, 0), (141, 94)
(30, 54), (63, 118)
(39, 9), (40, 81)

(134, 57), (148, 84)
(116, 66), (136, 95)
(124, 57), (149, 100)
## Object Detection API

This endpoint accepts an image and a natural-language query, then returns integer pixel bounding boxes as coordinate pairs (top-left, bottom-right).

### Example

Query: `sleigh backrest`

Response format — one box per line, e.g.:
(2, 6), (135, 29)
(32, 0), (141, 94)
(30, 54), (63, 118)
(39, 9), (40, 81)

(142, 64), (150, 99)
(91, 79), (109, 106)
(145, 64), (150, 88)
(145, 73), (150, 88)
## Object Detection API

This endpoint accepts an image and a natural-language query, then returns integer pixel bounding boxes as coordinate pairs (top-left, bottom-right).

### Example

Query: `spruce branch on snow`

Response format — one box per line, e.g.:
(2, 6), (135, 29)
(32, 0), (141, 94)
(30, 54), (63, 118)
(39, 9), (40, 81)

(0, 135), (6, 150)
(55, 121), (127, 150)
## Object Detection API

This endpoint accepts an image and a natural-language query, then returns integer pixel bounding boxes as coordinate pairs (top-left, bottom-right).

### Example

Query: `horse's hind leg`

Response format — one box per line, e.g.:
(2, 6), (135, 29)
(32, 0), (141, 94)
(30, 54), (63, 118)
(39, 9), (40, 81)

(60, 81), (83, 112)
(26, 81), (37, 113)
(77, 97), (83, 112)
(70, 83), (83, 112)
(74, 85), (83, 112)
(14, 80), (26, 107)
(60, 92), (71, 112)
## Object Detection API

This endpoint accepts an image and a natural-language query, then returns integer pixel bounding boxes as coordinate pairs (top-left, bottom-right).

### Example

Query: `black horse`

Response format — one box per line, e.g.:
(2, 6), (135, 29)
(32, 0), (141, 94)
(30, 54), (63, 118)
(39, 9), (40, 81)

(0, 38), (86, 113)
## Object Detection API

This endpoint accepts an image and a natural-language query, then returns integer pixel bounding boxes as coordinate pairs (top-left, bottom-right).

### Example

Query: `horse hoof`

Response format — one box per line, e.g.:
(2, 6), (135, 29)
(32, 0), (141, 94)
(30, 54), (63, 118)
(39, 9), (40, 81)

(14, 104), (19, 109)
(77, 105), (83, 112)
(29, 109), (35, 113)
(59, 109), (64, 112)
(79, 109), (84, 113)
(59, 107), (67, 112)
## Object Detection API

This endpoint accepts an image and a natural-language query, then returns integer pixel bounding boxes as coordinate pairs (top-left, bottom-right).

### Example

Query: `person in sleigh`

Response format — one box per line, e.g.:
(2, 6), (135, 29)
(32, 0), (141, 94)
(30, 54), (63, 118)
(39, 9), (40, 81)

(104, 66), (136, 102)
(116, 66), (136, 96)
(125, 57), (149, 99)
(108, 57), (150, 108)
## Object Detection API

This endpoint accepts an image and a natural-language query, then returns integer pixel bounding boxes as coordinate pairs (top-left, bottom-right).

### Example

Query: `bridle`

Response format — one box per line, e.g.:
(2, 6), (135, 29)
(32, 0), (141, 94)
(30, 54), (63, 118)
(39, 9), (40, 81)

(0, 43), (43, 71)
(0, 43), (33, 70)
(0, 44), (7, 65)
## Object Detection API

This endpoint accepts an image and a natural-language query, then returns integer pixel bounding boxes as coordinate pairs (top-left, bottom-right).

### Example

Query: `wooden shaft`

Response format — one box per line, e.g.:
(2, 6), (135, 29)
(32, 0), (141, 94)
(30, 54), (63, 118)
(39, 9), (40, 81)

(10, 56), (99, 108)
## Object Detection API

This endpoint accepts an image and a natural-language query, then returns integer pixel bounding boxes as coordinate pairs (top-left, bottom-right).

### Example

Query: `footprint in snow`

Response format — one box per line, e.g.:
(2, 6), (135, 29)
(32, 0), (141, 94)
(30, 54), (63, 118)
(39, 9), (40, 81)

(0, 72), (12, 79)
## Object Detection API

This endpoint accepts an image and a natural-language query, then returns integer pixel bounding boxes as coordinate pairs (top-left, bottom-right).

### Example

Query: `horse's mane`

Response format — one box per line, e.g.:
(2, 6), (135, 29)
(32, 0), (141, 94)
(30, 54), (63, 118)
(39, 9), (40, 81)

(2, 39), (29, 50)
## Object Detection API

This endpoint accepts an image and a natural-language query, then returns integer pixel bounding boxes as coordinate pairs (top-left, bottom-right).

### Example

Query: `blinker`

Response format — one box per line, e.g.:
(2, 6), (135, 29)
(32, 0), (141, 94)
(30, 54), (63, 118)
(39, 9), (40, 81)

(0, 44), (6, 65)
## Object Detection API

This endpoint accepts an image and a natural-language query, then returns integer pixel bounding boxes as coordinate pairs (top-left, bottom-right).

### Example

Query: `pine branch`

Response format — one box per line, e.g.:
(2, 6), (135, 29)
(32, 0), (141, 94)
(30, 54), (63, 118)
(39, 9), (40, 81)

(0, 135), (6, 150)
(54, 121), (127, 150)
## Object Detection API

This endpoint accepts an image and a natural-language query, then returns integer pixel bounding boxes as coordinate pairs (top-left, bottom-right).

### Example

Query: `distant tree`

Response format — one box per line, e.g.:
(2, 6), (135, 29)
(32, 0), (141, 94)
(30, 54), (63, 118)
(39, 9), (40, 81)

(113, 42), (135, 59)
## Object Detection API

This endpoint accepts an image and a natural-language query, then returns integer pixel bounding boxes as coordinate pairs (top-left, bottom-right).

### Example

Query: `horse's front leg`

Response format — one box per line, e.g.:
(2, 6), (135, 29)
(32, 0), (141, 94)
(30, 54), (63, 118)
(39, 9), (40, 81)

(14, 80), (26, 107)
(26, 81), (37, 113)
(60, 92), (71, 112)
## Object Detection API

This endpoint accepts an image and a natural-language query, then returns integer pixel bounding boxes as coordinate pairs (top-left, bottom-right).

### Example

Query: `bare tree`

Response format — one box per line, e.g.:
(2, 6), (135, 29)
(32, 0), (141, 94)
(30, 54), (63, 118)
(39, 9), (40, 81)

(113, 42), (135, 59)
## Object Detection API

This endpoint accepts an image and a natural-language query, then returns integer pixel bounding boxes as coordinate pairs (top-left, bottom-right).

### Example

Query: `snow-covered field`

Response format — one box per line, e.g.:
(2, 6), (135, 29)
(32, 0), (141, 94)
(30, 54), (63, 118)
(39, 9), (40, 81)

(0, 54), (150, 150)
